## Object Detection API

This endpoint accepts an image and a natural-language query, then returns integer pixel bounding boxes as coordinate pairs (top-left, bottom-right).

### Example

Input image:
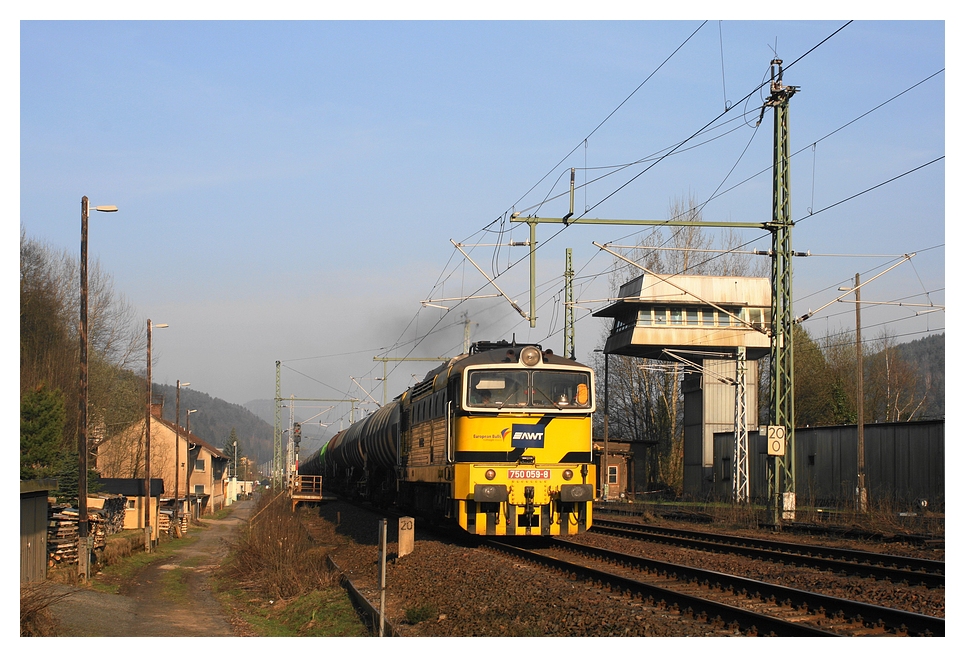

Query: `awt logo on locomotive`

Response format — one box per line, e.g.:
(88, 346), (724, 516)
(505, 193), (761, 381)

(510, 424), (545, 448)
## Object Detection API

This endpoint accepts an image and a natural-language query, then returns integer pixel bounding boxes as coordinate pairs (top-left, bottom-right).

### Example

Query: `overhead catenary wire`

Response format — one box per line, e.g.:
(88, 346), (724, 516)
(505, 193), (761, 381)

(419, 21), (860, 331)
(323, 21), (938, 408)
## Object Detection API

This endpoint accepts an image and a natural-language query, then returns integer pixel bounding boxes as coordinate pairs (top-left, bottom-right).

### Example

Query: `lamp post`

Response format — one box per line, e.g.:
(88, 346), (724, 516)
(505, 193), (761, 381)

(144, 320), (168, 553)
(185, 409), (198, 512)
(233, 439), (239, 502)
(186, 409), (198, 434)
(174, 381), (190, 533)
(78, 196), (118, 580)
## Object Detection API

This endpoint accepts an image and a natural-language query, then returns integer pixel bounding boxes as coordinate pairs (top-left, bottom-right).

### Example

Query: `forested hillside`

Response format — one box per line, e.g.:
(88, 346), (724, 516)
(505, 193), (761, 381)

(895, 333), (944, 420)
(153, 384), (275, 466)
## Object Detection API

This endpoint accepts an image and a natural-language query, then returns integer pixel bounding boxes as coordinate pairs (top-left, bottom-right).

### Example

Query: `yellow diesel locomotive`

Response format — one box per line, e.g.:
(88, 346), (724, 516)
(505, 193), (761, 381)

(301, 340), (596, 536)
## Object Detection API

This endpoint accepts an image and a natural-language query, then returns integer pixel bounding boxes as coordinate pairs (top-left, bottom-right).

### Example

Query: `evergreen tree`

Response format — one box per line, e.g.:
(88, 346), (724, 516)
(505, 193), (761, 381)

(21, 384), (67, 480)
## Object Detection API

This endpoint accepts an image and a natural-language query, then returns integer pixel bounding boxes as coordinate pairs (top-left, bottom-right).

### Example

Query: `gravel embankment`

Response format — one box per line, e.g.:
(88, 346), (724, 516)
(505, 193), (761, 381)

(301, 500), (944, 636)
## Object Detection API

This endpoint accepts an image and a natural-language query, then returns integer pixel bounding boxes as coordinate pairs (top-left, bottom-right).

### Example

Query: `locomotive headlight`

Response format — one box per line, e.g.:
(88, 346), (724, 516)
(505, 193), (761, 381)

(485, 469), (497, 480)
(562, 469), (574, 481)
(520, 346), (541, 366)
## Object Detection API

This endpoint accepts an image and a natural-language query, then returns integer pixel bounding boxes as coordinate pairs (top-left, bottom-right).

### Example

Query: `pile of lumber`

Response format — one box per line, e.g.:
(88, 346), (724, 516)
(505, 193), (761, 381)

(47, 496), (126, 566)
(92, 496), (126, 535)
(47, 505), (79, 566)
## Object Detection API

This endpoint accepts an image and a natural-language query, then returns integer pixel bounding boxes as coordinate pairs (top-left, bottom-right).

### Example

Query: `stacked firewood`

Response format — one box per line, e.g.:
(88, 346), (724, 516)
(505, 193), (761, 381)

(47, 504), (79, 566)
(92, 496), (126, 536)
(47, 496), (128, 566)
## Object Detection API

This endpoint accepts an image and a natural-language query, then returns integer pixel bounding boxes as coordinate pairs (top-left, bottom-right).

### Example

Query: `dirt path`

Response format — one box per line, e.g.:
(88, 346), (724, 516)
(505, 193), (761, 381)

(48, 498), (256, 637)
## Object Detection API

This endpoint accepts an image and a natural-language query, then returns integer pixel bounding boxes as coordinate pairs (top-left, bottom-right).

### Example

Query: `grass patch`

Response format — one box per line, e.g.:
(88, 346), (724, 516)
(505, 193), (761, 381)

(158, 567), (190, 603)
(217, 587), (368, 637)
(404, 602), (437, 625)
(209, 506), (235, 521)
(89, 533), (202, 594)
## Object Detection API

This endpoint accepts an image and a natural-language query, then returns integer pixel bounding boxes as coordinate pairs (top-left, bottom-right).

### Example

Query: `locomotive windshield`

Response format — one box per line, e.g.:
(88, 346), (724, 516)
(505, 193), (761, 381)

(466, 369), (592, 410)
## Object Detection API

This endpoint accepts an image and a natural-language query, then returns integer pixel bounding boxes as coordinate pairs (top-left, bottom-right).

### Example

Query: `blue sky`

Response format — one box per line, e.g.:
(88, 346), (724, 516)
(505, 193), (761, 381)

(15, 17), (946, 452)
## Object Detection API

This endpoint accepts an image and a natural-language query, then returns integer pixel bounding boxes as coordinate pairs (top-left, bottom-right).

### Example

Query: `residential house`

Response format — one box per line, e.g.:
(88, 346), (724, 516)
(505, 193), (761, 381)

(96, 402), (229, 523)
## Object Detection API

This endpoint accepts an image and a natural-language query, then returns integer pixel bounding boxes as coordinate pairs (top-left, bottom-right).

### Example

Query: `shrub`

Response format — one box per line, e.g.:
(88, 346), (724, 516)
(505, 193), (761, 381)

(20, 582), (73, 636)
(219, 492), (336, 601)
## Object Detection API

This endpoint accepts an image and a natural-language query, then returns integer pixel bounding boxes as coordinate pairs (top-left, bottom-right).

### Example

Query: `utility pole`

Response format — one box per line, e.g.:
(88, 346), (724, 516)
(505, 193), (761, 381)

(174, 381), (190, 532)
(855, 273), (867, 512)
(78, 196), (90, 580)
(564, 248), (575, 360)
(77, 196), (118, 579)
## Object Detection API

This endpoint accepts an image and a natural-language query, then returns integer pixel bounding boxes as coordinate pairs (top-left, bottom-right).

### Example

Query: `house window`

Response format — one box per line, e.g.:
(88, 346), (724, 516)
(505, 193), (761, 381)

(607, 465), (618, 485)
(194, 458), (205, 472)
(686, 308), (699, 325)
(670, 307), (683, 325)
(126, 498), (136, 509)
(195, 485), (205, 494)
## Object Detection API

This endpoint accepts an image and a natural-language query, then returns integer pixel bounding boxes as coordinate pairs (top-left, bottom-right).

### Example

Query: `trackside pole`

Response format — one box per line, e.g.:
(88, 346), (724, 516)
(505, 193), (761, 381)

(378, 519), (387, 637)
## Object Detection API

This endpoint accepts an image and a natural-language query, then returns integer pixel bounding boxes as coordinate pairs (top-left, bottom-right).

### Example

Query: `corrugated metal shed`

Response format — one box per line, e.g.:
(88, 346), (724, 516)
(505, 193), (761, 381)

(712, 420), (944, 509)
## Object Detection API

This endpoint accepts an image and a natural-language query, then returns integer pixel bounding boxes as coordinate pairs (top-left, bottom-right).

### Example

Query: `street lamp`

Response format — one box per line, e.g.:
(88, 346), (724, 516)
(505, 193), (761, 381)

(78, 196), (118, 580)
(174, 381), (190, 533)
(186, 408), (198, 434)
(144, 320), (168, 553)
(184, 411), (198, 512)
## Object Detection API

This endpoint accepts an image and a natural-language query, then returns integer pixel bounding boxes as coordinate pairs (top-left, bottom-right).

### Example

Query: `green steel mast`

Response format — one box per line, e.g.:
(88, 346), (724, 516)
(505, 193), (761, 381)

(765, 58), (798, 519)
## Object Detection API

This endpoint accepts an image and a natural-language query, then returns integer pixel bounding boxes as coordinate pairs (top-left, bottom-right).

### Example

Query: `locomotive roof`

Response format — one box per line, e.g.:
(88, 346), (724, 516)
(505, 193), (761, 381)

(404, 341), (591, 399)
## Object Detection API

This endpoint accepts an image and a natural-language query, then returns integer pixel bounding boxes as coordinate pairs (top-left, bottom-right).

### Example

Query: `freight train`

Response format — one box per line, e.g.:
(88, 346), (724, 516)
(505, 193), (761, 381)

(299, 340), (596, 536)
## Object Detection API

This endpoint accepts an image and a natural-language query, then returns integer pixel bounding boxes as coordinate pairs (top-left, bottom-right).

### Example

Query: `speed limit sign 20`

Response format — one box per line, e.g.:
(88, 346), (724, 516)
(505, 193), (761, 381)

(765, 425), (786, 456)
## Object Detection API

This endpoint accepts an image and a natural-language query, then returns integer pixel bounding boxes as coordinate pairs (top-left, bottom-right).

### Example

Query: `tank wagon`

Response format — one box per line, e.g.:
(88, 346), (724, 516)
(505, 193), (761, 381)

(300, 340), (596, 536)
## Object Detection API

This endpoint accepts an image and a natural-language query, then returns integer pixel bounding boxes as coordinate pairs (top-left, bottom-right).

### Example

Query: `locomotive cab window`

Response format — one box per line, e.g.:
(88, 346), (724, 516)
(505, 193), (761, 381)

(468, 371), (527, 407)
(466, 369), (592, 410)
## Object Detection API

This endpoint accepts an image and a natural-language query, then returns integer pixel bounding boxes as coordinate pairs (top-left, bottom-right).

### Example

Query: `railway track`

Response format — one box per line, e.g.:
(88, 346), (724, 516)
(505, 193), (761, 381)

(485, 538), (944, 637)
(591, 518), (945, 588)
(301, 499), (942, 636)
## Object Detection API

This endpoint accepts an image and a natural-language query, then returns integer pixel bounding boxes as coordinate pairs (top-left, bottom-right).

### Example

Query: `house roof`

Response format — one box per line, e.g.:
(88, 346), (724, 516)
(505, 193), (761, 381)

(99, 478), (165, 496)
(150, 416), (228, 461)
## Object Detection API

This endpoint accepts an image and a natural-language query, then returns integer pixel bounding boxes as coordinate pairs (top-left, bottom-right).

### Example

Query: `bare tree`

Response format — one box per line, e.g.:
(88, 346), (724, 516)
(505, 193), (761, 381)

(865, 329), (926, 422)
(20, 230), (146, 472)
